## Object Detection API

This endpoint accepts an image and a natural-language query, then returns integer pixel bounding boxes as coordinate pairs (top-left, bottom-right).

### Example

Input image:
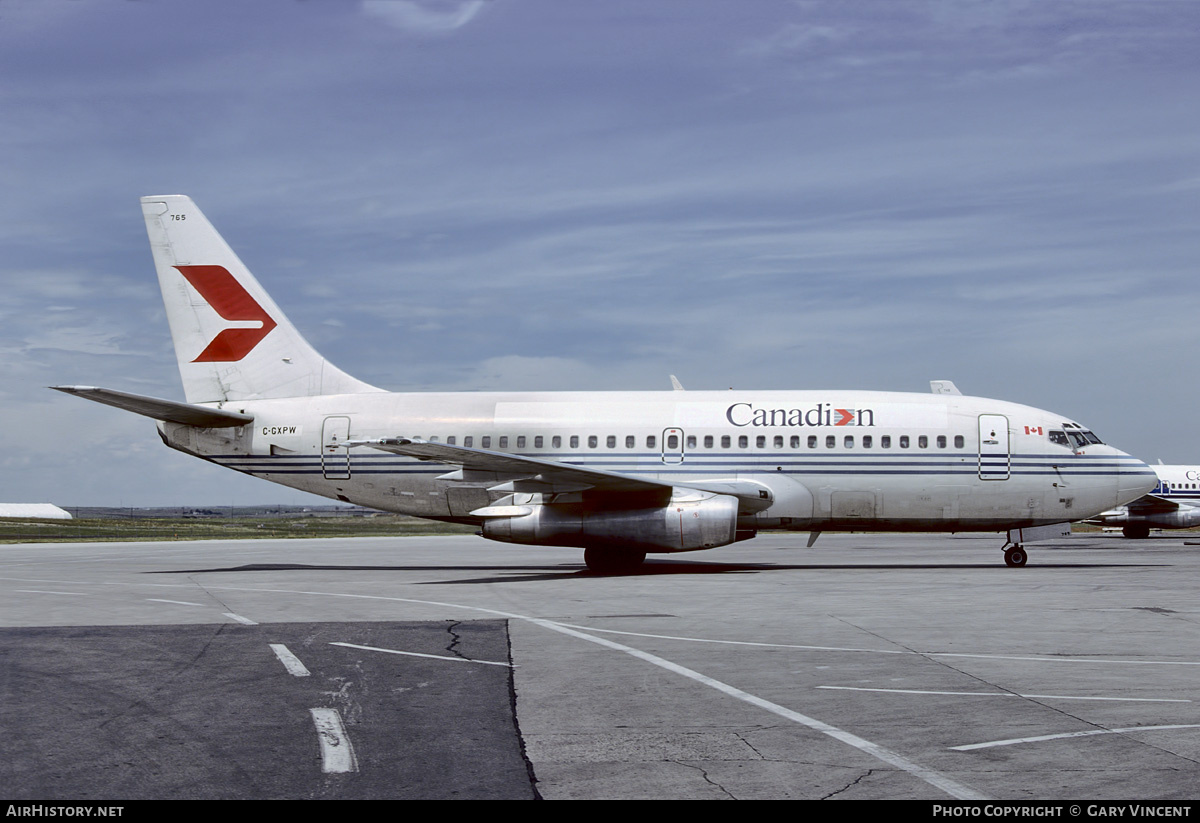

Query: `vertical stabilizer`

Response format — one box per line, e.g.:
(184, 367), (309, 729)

(141, 195), (380, 403)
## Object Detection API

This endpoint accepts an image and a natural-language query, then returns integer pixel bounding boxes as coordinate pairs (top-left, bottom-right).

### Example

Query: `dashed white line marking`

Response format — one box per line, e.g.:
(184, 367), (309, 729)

(951, 724), (1200, 751)
(146, 598), (205, 606)
(270, 644), (311, 677)
(329, 641), (512, 667)
(223, 612), (257, 625)
(817, 686), (1190, 702)
(310, 708), (357, 773)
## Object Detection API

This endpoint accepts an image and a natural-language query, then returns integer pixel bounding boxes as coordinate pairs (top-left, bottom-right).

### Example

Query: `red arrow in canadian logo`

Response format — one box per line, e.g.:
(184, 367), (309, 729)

(175, 265), (277, 362)
(834, 408), (857, 426)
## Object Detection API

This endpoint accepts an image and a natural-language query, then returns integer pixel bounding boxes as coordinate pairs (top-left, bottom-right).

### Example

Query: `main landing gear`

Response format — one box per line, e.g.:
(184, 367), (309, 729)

(583, 547), (647, 575)
(1002, 543), (1028, 567)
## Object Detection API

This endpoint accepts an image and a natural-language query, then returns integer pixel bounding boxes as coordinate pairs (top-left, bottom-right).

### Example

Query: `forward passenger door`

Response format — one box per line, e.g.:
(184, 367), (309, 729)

(978, 414), (1010, 480)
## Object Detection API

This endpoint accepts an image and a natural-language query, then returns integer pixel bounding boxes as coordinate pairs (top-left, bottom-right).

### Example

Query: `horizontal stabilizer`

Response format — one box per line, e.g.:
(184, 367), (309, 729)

(50, 386), (253, 428)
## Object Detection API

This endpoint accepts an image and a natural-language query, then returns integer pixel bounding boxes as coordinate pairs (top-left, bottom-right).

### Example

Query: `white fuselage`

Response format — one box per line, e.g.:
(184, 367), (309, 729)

(159, 389), (1155, 536)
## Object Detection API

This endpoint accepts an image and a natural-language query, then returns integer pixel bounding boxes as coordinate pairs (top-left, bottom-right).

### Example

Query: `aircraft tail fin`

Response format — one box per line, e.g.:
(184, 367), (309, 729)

(140, 195), (381, 404)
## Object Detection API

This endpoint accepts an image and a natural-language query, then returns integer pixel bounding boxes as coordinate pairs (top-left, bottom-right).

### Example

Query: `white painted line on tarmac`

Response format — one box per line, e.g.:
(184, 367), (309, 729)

(329, 641), (512, 667)
(14, 589), (89, 596)
(951, 724), (1200, 751)
(270, 644), (311, 677)
(525, 616), (989, 801)
(223, 612), (257, 625)
(146, 598), (205, 606)
(310, 708), (358, 773)
(548, 622), (1200, 666)
(817, 686), (1189, 702)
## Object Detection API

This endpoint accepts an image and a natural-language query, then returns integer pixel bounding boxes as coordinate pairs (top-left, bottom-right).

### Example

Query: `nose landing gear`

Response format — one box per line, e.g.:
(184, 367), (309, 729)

(1003, 543), (1028, 567)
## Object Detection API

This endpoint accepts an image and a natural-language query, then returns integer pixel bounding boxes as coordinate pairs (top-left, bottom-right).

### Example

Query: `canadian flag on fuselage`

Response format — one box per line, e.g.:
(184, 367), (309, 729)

(140, 196), (380, 404)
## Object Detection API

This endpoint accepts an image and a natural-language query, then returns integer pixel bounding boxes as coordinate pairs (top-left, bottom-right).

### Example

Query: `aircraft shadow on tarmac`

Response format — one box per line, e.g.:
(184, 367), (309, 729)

(145, 556), (1168, 585)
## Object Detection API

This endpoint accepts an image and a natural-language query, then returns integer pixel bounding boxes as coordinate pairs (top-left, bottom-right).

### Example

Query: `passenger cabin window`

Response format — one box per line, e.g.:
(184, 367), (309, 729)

(627, 436), (636, 448)
(862, 435), (872, 448)
(570, 436), (579, 448)
(534, 436), (543, 448)
(687, 435), (697, 449)
(881, 435), (891, 448)
(790, 436), (800, 448)
(517, 436), (526, 449)
(498, 436), (508, 448)
(825, 435), (835, 448)
(589, 436), (598, 448)
(607, 435), (616, 448)
(464, 436), (473, 447)
(704, 435), (713, 448)
(954, 435), (964, 448)
(667, 434), (678, 449)
(447, 436), (456, 445)
(721, 435), (730, 448)
(551, 436), (561, 448)
(738, 435), (748, 448)
(918, 435), (928, 448)
(936, 435), (946, 448)
(756, 435), (766, 449)
(481, 436), (491, 448)
(774, 435), (783, 448)
(647, 435), (656, 448)
(844, 435), (853, 448)
(899, 435), (909, 448)
(808, 435), (817, 448)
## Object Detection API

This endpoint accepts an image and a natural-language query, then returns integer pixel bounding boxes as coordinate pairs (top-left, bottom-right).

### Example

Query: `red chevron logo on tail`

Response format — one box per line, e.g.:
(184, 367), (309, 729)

(175, 265), (277, 362)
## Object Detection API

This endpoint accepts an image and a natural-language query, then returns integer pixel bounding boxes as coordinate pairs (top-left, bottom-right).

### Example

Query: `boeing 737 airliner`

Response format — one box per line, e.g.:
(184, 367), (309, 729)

(1086, 464), (1200, 538)
(54, 196), (1156, 572)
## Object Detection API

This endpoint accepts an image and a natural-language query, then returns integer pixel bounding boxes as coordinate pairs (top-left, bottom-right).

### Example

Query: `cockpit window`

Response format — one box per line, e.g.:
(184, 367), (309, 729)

(1048, 430), (1070, 447)
(1063, 423), (1104, 447)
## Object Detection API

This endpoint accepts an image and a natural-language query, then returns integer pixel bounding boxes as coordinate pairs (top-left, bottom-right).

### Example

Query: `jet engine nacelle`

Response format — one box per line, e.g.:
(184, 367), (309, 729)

(479, 491), (740, 553)
(1091, 505), (1200, 530)
(1141, 508), (1200, 530)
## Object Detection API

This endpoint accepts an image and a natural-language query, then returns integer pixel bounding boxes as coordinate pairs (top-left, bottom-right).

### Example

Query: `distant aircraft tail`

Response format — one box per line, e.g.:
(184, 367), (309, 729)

(141, 195), (380, 404)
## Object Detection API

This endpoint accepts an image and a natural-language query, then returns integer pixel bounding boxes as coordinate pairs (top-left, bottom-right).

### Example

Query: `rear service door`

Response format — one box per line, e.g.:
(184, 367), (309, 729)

(322, 416), (351, 479)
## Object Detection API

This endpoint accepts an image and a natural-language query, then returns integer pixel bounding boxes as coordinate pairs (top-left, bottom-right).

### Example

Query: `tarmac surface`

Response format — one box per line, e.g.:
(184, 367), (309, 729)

(1, 531), (1198, 801)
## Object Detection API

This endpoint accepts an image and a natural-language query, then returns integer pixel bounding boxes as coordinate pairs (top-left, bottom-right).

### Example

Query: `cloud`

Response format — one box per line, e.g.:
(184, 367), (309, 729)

(361, 0), (491, 34)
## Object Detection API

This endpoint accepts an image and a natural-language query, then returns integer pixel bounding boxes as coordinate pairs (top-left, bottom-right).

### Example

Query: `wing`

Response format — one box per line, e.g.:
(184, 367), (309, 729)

(345, 437), (669, 494)
(1125, 494), (1189, 516)
(344, 437), (773, 510)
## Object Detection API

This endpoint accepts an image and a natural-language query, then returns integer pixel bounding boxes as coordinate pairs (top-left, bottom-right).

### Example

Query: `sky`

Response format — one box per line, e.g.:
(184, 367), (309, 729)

(2, 0), (1199, 507)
